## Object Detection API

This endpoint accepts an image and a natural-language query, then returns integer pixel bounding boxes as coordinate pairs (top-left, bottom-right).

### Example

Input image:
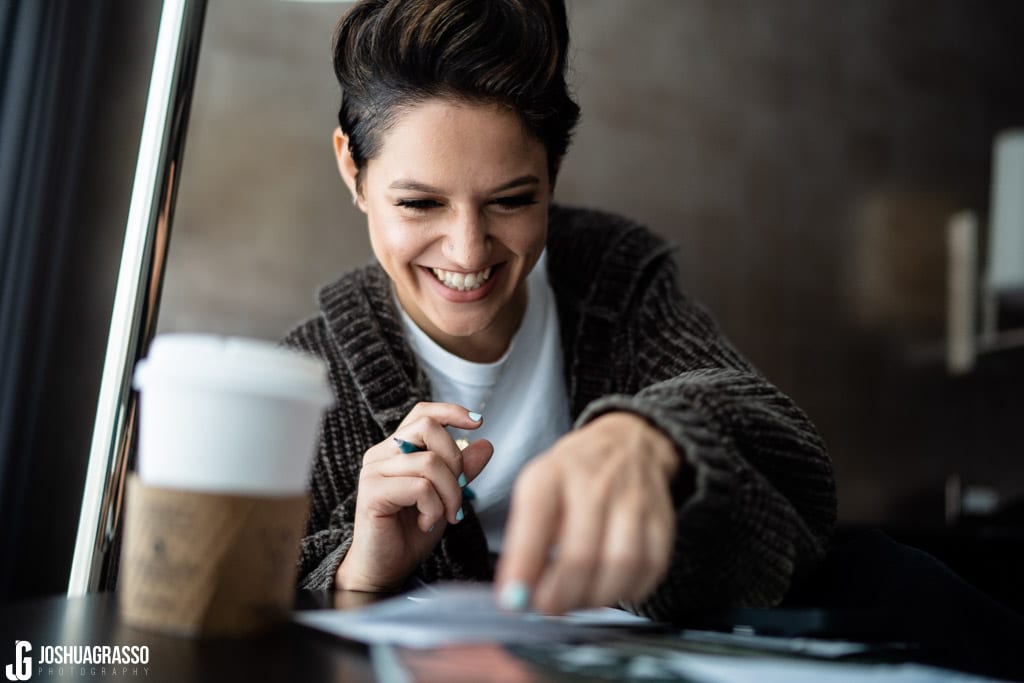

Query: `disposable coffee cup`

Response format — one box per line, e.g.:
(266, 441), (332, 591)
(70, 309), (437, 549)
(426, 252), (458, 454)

(120, 334), (333, 637)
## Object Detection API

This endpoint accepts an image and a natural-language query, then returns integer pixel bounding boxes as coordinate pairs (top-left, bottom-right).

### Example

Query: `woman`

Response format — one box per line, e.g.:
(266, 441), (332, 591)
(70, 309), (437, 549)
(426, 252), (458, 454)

(284, 0), (835, 621)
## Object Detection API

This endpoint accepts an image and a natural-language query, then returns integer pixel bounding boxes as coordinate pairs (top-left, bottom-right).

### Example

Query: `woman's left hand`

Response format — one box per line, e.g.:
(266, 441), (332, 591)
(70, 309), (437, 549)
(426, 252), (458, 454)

(495, 411), (682, 614)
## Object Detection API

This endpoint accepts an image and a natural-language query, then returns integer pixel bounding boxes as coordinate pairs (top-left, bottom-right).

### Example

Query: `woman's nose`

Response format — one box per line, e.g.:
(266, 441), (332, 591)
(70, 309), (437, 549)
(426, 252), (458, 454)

(444, 210), (489, 267)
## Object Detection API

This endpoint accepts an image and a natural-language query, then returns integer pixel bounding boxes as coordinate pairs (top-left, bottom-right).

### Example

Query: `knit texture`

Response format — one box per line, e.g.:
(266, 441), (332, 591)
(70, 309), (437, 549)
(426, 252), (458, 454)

(282, 205), (836, 621)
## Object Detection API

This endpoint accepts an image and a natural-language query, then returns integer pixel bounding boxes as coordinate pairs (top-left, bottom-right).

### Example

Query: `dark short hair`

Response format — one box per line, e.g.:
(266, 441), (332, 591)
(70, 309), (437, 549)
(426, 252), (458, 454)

(332, 0), (580, 188)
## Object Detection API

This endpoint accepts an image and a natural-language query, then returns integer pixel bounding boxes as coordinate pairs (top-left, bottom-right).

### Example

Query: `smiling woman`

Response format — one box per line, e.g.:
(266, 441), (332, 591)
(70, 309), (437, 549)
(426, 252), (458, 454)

(339, 100), (549, 362)
(282, 0), (836, 621)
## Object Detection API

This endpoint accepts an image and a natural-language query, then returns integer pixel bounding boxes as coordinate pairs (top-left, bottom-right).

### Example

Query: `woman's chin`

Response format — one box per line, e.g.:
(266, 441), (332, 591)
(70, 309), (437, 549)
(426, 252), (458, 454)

(430, 317), (497, 341)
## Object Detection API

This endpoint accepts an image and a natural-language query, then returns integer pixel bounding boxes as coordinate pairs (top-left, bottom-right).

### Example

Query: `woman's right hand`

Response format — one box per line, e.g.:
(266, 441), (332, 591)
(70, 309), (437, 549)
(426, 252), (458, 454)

(335, 402), (493, 592)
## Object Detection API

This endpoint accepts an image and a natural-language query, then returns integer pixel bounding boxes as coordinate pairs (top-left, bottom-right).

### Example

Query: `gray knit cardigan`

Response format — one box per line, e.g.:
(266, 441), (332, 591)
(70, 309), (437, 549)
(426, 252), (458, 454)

(282, 205), (836, 621)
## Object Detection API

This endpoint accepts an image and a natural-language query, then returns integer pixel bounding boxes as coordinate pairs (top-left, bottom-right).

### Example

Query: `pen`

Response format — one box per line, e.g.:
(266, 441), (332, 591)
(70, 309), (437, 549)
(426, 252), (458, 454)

(393, 436), (421, 454)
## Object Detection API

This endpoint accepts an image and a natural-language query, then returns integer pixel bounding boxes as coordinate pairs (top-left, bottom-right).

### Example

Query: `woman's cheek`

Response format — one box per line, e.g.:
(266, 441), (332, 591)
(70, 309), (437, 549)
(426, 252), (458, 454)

(370, 216), (420, 263)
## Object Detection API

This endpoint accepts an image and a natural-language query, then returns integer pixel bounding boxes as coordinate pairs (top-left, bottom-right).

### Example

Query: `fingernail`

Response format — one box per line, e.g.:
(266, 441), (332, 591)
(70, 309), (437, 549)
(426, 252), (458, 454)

(499, 581), (530, 611)
(455, 507), (464, 522)
(458, 473), (467, 487)
(462, 486), (476, 501)
(468, 411), (482, 422)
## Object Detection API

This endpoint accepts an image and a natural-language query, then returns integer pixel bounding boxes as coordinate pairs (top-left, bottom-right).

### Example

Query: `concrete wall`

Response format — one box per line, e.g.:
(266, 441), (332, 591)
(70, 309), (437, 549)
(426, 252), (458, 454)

(159, 0), (1024, 525)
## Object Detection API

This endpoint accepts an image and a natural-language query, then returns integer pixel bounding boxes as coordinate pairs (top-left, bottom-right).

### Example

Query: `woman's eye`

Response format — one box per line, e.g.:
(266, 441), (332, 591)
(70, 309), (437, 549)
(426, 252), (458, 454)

(492, 195), (538, 211)
(395, 198), (442, 211)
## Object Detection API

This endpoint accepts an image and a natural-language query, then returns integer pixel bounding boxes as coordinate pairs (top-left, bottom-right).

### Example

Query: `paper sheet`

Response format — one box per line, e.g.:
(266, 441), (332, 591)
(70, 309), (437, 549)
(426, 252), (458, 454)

(372, 642), (1013, 683)
(678, 628), (875, 658)
(295, 583), (1012, 683)
(657, 650), (1009, 683)
(293, 582), (653, 648)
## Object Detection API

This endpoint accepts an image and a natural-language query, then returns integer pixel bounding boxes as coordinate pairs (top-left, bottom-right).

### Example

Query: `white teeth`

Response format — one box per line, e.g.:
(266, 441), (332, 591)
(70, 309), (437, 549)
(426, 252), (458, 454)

(430, 266), (494, 291)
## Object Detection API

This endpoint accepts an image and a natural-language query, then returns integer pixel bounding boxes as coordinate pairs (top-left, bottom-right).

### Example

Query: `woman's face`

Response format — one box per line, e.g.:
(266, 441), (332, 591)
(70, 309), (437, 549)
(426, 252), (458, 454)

(335, 99), (550, 362)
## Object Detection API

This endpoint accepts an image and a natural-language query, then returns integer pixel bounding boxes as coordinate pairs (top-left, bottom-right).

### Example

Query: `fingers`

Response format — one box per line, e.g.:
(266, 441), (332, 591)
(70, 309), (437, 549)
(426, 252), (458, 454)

(460, 439), (494, 482)
(399, 416), (465, 474)
(396, 402), (485, 433)
(362, 474), (446, 532)
(372, 451), (466, 525)
(508, 489), (674, 614)
(363, 406), (492, 528)
(497, 416), (680, 615)
(531, 470), (656, 614)
(373, 401), (485, 478)
(639, 508), (674, 601)
(586, 498), (648, 607)
(532, 481), (607, 614)
(495, 461), (561, 611)
(584, 502), (672, 610)
(641, 465), (676, 596)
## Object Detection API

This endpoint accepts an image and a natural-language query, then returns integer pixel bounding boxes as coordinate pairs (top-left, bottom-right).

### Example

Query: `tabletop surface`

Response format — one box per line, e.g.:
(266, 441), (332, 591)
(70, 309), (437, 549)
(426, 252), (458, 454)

(0, 592), (377, 683)
(3, 588), (1024, 683)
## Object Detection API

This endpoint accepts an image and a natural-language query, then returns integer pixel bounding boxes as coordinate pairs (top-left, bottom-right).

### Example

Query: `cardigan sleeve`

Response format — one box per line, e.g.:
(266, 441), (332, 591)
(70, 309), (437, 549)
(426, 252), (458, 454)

(280, 318), (362, 590)
(575, 254), (837, 621)
(296, 487), (358, 590)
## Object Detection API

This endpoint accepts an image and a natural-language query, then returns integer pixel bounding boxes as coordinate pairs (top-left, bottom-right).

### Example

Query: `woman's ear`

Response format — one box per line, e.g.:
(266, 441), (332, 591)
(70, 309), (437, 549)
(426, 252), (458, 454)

(333, 127), (364, 211)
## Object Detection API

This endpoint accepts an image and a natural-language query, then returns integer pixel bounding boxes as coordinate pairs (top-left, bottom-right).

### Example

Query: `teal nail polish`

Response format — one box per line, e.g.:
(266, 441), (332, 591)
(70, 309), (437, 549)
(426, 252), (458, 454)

(458, 473), (467, 487)
(499, 581), (530, 611)
(455, 507), (464, 522)
(463, 486), (476, 501)
(468, 411), (482, 422)
(427, 525), (434, 533)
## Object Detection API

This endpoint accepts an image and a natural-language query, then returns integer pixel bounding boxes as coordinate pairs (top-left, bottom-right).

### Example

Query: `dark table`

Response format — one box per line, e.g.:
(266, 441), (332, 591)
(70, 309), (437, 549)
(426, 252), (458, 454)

(2, 588), (1023, 682)
(0, 592), (379, 682)
(4, 531), (1024, 682)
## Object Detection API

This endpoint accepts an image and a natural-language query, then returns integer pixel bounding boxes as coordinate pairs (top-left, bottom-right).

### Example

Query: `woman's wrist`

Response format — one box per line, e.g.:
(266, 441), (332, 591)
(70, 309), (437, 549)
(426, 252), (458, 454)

(593, 411), (679, 477)
(334, 553), (404, 593)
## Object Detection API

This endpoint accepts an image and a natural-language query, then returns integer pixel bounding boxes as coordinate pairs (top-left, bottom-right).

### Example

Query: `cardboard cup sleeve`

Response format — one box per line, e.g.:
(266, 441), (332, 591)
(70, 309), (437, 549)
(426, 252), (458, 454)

(119, 474), (309, 637)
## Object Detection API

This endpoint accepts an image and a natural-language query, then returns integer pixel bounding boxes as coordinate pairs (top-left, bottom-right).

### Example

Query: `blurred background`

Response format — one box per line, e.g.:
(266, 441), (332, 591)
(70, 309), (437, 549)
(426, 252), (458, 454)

(159, 0), (1024, 525)
(2, 0), (1022, 604)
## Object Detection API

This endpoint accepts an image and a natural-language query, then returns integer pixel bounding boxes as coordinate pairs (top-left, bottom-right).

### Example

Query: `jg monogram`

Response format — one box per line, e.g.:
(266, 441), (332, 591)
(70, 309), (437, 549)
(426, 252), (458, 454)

(4, 640), (31, 682)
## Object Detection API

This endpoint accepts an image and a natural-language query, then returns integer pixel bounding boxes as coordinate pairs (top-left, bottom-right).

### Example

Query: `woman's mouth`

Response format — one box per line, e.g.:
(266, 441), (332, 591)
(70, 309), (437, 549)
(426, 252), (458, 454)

(420, 263), (503, 302)
(430, 266), (493, 292)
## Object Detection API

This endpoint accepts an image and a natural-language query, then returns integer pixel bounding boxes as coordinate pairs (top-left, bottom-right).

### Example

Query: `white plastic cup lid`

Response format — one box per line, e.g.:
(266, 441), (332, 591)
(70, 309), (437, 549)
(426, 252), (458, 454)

(133, 334), (333, 406)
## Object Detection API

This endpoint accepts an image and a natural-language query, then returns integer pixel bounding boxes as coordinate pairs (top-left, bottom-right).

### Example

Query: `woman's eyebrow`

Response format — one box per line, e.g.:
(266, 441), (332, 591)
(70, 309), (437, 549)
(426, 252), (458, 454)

(387, 175), (540, 194)
(388, 179), (443, 193)
(489, 175), (539, 193)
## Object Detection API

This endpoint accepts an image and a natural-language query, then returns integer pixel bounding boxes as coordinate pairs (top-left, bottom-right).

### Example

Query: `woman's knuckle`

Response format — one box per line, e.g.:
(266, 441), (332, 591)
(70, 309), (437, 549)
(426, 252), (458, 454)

(519, 458), (547, 484)
(563, 550), (595, 574)
(609, 549), (641, 574)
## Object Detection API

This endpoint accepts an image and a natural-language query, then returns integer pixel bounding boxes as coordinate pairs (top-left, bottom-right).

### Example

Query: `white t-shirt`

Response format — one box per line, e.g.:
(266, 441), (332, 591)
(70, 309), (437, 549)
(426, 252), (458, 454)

(398, 252), (572, 551)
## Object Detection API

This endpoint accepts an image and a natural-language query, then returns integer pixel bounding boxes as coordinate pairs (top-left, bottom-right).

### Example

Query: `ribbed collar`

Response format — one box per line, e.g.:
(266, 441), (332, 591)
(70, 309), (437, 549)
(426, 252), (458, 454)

(317, 264), (429, 434)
